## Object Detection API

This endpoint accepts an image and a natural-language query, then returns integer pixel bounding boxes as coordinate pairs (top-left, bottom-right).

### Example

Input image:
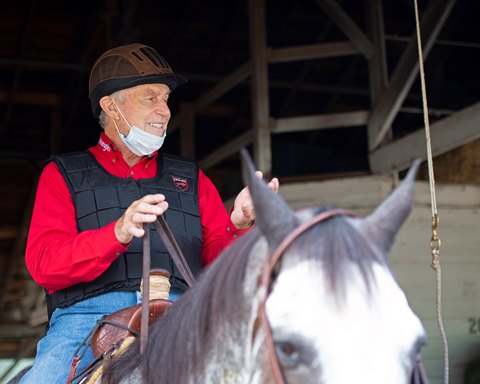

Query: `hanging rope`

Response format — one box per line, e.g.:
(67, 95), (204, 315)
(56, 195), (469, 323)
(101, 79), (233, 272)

(412, 1), (449, 383)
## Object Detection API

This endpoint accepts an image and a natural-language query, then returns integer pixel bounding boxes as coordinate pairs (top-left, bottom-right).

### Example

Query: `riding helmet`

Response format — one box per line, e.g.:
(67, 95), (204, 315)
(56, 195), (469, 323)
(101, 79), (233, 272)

(89, 43), (188, 117)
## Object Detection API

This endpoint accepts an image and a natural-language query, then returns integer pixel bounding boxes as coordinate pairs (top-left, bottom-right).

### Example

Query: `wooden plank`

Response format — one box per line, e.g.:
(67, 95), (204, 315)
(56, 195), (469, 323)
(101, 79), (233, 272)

(0, 227), (18, 240)
(198, 130), (253, 170)
(315, 0), (374, 59)
(279, 175), (392, 210)
(0, 90), (62, 106)
(369, 101), (480, 174)
(394, 264), (480, 301)
(268, 41), (359, 63)
(248, 0), (271, 175)
(193, 63), (250, 111)
(366, 0), (389, 102)
(271, 110), (369, 133)
(367, 0), (457, 151)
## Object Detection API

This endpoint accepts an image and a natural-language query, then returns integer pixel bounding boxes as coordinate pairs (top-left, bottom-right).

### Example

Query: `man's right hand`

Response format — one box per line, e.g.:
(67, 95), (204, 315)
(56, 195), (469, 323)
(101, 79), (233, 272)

(114, 194), (169, 244)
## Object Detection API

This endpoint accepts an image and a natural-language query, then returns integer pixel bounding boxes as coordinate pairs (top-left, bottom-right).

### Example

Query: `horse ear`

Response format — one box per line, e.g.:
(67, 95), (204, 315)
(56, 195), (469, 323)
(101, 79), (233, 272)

(363, 159), (421, 255)
(240, 148), (297, 248)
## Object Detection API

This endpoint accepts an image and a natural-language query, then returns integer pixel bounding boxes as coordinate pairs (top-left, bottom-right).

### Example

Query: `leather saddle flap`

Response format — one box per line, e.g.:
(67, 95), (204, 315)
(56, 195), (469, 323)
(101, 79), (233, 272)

(91, 299), (172, 358)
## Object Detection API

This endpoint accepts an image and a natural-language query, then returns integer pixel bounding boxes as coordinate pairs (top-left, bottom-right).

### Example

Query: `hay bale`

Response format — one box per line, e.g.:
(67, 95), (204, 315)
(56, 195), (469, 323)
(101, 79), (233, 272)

(418, 138), (480, 185)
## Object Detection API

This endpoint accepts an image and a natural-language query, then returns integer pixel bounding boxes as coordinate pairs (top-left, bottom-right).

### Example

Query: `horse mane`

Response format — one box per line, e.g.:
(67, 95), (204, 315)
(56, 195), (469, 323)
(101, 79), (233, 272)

(108, 229), (262, 383)
(108, 207), (386, 383)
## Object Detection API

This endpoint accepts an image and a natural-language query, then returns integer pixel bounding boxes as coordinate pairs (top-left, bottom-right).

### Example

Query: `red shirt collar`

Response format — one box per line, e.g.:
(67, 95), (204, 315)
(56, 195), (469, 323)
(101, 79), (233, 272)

(88, 132), (159, 179)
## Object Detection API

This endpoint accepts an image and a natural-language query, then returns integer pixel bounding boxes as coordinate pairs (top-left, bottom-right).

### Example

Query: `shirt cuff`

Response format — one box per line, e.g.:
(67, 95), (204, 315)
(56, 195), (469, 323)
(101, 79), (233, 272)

(227, 206), (255, 238)
(103, 221), (130, 253)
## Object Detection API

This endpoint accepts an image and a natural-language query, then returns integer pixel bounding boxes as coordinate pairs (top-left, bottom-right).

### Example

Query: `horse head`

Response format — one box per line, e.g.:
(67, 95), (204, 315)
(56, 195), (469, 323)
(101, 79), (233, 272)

(241, 149), (426, 384)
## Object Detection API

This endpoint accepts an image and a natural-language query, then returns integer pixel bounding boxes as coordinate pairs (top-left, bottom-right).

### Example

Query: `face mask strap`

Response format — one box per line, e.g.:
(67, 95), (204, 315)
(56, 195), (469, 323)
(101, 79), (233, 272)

(112, 98), (132, 130)
(112, 119), (126, 139)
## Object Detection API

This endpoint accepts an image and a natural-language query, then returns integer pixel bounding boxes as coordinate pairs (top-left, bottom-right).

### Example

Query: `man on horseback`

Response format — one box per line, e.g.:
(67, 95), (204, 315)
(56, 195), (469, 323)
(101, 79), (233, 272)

(19, 43), (279, 384)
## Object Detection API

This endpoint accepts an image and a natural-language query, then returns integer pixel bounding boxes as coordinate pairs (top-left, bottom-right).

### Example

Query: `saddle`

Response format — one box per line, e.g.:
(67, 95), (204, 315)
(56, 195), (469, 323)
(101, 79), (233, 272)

(91, 298), (172, 359)
(91, 268), (173, 359)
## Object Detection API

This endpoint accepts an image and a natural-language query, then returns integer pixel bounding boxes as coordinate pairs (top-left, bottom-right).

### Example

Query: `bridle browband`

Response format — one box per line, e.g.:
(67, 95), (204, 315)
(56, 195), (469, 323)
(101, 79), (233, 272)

(258, 208), (356, 384)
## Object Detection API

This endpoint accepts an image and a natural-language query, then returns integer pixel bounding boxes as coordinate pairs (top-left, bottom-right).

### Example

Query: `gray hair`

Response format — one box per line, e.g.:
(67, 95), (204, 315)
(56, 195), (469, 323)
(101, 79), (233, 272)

(98, 90), (126, 129)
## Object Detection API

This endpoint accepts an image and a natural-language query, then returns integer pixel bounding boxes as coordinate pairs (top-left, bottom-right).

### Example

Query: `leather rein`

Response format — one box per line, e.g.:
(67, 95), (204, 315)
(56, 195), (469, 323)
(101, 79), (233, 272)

(140, 216), (196, 354)
(256, 208), (430, 384)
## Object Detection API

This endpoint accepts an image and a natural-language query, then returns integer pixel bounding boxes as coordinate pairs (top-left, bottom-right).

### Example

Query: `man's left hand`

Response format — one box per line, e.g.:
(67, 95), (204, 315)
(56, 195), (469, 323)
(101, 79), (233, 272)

(230, 171), (279, 229)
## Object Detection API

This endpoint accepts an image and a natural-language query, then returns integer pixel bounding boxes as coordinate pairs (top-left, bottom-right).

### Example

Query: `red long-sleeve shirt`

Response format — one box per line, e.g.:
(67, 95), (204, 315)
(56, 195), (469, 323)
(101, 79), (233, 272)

(26, 133), (248, 293)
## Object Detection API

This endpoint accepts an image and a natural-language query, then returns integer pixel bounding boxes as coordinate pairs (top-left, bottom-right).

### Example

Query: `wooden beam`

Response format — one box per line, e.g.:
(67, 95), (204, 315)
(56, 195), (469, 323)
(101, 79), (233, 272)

(366, 0), (389, 103)
(268, 41), (359, 63)
(271, 110), (369, 133)
(0, 90), (62, 107)
(194, 63), (250, 111)
(316, 0), (374, 59)
(248, 0), (271, 175)
(199, 130), (253, 170)
(369, 102), (480, 174)
(367, 0), (457, 151)
(0, 226), (18, 240)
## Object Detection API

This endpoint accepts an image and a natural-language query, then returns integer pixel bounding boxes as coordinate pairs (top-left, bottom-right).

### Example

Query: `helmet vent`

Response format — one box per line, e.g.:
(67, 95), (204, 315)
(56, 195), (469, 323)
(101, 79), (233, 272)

(141, 46), (169, 70)
(131, 51), (144, 62)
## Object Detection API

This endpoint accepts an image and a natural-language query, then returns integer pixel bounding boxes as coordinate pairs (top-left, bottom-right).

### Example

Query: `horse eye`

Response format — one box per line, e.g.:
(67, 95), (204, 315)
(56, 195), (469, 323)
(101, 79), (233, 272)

(274, 341), (300, 368)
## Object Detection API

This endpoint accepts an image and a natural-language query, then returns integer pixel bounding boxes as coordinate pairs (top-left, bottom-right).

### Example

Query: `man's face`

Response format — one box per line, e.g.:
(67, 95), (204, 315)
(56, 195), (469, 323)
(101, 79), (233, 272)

(119, 83), (171, 137)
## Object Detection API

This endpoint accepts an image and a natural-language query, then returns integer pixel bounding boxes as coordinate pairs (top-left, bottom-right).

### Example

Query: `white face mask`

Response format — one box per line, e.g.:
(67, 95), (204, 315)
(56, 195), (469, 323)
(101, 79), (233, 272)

(112, 99), (167, 156)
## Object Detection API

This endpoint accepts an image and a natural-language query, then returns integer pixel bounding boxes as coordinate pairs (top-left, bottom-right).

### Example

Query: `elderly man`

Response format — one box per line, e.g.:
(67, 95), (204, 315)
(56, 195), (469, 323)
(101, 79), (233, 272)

(20, 43), (279, 383)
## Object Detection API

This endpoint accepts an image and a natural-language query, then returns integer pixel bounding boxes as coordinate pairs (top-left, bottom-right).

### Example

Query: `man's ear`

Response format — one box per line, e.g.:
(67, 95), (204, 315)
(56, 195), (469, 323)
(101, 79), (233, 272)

(99, 96), (119, 119)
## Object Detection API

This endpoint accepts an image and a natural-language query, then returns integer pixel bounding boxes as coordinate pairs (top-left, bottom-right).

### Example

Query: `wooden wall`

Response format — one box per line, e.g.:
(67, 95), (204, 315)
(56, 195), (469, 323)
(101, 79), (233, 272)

(279, 175), (480, 384)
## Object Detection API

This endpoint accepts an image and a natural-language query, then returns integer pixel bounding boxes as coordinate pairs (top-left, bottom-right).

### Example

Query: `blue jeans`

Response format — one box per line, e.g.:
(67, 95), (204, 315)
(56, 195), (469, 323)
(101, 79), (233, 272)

(20, 289), (182, 384)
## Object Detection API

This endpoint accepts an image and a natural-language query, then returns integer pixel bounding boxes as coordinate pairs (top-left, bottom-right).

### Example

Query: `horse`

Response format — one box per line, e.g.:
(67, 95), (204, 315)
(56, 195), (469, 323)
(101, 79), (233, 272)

(88, 150), (426, 384)
(9, 150), (428, 384)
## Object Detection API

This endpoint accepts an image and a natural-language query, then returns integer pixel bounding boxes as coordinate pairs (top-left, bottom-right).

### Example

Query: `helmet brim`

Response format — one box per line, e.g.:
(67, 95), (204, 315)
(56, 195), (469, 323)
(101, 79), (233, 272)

(90, 73), (188, 118)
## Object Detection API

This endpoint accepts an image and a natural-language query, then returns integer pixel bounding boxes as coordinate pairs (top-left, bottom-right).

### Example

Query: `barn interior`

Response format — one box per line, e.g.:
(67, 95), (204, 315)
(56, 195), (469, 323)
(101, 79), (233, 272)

(0, 0), (479, 381)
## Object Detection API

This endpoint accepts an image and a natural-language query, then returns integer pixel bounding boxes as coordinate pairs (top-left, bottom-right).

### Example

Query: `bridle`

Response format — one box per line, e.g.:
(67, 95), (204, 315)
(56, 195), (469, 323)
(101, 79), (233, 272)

(256, 208), (430, 384)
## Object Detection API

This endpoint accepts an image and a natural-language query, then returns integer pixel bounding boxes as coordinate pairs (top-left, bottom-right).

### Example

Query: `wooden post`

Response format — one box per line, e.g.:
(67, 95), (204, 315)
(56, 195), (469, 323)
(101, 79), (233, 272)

(248, 0), (271, 176)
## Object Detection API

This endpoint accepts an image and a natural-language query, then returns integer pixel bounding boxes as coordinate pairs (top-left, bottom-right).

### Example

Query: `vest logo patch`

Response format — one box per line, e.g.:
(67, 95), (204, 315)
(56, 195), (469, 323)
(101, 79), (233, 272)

(172, 176), (189, 192)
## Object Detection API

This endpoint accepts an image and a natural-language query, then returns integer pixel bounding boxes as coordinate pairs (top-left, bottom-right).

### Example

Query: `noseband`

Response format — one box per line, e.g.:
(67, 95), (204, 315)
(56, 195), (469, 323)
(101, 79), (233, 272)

(256, 208), (429, 384)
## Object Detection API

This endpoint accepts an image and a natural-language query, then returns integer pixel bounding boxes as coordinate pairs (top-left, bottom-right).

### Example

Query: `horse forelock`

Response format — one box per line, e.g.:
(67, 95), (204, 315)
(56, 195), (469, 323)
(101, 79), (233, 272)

(274, 207), (388, 304)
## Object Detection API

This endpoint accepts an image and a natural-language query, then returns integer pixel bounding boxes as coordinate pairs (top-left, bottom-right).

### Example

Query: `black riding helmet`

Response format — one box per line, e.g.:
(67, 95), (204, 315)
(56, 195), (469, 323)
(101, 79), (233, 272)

(88, 43), (188, 118)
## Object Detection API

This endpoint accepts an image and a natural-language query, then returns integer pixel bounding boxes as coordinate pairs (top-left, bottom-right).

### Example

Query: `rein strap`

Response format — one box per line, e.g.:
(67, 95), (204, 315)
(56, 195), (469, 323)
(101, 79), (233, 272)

(139, 216), (196, 356)
(153, 216), (196, 288)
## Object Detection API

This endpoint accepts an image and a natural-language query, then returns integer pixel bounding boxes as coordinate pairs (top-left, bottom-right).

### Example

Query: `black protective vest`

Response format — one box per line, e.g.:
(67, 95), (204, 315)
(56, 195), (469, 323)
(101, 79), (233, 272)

(46, 151), (202, 317)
